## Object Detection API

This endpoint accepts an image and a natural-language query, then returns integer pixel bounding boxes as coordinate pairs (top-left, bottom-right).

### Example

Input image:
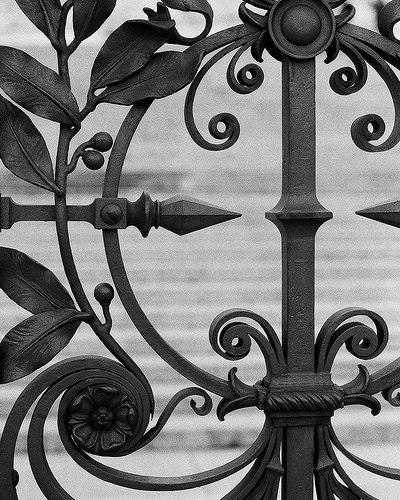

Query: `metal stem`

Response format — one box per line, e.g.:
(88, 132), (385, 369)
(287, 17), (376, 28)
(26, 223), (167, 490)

(266, 56), (332, 500)
(281, 55), (316, 500)
(280, 57), (318, 371)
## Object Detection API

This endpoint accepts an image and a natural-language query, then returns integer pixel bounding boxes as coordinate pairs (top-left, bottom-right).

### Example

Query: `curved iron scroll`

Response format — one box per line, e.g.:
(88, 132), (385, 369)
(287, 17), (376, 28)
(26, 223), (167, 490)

(2, 0), (400, 499)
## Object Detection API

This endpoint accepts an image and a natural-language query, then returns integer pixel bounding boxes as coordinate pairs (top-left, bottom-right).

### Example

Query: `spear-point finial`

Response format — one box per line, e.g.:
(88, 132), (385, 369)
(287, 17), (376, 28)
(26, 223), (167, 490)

(356, 199), (400, 228)
(128, 192), (241, 237)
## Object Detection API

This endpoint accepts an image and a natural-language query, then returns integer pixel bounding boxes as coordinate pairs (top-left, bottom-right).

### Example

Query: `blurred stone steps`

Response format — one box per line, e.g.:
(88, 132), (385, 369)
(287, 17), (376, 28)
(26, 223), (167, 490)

(3, 404), (399, 454)
(1, 188), (400, 452)
(2, 345), (400, 449)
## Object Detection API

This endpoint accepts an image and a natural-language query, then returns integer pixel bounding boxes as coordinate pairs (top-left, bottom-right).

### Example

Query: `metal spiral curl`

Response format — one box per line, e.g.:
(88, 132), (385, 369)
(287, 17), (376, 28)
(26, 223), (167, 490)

(382, 382), (400, 406)
(331, 33), (400, 152)
(59, 382), (214, 458)
(184, 34), (259, 151)
(227, 40), (265, 95)
(2, 356), (273, 497)
(335, 4), (356, 29)
(209, 309), (286, 376)
(0, 357), (148, 498)
(26, 355), (274, 495)
(316, 307), (389, 372)
(351, 113), (386, 149)
(378, 0), (400, 44)
(329, 39), (368, 95)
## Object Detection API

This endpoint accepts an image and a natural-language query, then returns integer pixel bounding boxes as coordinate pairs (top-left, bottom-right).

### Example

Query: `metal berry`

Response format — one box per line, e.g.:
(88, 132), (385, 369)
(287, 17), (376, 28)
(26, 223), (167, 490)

(91, 132), (113, 152)
(94, 283), (115, 305)
(82, 150), (105, 170)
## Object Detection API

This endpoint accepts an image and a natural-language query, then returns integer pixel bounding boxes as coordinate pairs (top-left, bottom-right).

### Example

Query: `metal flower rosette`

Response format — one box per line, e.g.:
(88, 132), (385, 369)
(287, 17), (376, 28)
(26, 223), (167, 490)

(2, 0), (400, 498)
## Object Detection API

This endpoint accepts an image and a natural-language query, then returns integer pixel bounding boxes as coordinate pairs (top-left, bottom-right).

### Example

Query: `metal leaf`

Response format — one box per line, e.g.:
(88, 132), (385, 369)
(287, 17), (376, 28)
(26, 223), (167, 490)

(0, 46), (80, 125)
(0, 247), (76, 314)
(98, 49), (203, 105)
(73, 0), (117, 42)
(0, 309), (90, 383)
(90, 19), (175, 91)
(15, 0), (61, 41)
(0, 97), (58, 192)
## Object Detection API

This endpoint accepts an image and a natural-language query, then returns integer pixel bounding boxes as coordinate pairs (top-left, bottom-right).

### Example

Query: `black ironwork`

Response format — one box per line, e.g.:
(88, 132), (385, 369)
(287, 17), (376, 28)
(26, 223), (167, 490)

(1, 0), (400, 498)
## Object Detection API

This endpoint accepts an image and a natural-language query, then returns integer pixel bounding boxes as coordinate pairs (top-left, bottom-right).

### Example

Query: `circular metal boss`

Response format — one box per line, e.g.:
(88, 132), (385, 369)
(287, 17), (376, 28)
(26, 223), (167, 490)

(268, 0), (335, 59)
(101, 203), (123, 225)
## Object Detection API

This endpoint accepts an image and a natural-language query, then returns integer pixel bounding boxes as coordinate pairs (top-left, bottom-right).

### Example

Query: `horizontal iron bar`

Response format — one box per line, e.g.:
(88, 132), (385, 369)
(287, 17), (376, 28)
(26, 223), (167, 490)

(0, 194), (241, 236)
(0, 197), (96, 229)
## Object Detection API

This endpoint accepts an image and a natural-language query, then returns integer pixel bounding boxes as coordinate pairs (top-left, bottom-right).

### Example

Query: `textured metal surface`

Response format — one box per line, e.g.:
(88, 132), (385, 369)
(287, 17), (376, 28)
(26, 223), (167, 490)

(1, 0), (400, 499)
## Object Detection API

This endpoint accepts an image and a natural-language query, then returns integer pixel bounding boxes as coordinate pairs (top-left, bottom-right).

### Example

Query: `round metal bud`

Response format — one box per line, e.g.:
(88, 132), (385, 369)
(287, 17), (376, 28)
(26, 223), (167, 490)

(94, 283), (115, 305)
(268, 0), (335, 59)
(92, 132), (113, 152)
(281, 5), (321, 46)
(101, 203), (123, 225)
(83, 150), (105, 170)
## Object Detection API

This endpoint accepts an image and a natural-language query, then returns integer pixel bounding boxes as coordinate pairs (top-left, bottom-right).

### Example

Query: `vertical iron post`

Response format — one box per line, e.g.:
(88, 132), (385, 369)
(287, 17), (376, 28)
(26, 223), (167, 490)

(266, 56), (332, 499)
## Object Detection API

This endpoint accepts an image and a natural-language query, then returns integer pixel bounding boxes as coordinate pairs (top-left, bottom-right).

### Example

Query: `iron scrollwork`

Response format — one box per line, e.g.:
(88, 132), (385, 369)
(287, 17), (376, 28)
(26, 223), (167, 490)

(2, 0), (400, 498)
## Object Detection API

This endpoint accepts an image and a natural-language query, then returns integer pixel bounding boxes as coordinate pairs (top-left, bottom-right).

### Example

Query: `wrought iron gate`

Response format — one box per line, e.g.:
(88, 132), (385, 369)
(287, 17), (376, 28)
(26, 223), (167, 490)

(2, 0), (400, 498)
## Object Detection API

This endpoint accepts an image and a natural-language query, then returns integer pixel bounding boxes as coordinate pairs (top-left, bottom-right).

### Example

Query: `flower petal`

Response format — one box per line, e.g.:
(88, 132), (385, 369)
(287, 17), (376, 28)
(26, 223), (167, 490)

(93, 386), (121, 408)
(69, 393), (93, 420)
(71, 423), (99, 451)
(114, 405), (137, 431)
(100, 428), (126, 451)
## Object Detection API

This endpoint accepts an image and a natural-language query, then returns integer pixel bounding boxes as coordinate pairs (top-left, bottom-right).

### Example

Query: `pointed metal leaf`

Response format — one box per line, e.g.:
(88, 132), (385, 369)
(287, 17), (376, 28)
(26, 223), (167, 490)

(356, 199), (400, 228)
(98, 49), (203, 105)
(73, 0), (117, 42)
(0, 96), (58, 192)
(0, 247), (76, 313)
(90, 19), (175, 91)
(0, 309), (89, 383)
(159, 195), (241, 235)
(15, 0), (61, 41)
(0, 46), (80, 125)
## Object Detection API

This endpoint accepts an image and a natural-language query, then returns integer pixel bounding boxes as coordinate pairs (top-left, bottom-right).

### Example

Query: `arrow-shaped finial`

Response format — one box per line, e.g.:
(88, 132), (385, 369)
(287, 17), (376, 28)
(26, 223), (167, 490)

(356, 199), (400, 229)
(159, 195), (241, 236)
(128, 192), (241, 237)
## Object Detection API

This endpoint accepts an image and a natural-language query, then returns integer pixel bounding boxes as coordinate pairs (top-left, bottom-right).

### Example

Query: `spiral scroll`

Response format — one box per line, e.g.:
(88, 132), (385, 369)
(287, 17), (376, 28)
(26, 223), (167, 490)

(0, 356), (278, 497)
(378, 0), (400, 43)
(331, 15), (400, 152)
(315, 307), (389, 372)
(209, 308), (286, 377)
(329, 38), (368, 95)
(184, 34), (263, 151)
(227, 40), (265, 94)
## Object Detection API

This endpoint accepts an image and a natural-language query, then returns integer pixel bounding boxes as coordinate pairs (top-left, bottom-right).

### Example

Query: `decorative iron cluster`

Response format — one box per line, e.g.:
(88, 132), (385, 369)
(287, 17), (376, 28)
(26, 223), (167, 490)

(1, 0), (400, 498)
